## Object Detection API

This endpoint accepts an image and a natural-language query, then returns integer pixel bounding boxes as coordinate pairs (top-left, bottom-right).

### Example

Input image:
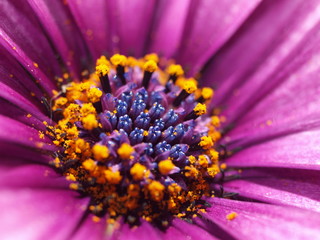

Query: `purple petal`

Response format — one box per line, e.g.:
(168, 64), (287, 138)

(0, 1), (61, 95)
(27, 0), (88, 79)
(0, 189), (89, 240)
(225, 128), (320, 170)
(147, 0), (191, 58)
(67, 0), (111, 60)
(175, 0), (261, 75)
(0, 115), (55, 151)
(0, 164), (68, 189)
(110, 0), (157, 56)
(202, 0), (320, 125)
(224, 168), (320, 212)
(202, 198), (320, 240)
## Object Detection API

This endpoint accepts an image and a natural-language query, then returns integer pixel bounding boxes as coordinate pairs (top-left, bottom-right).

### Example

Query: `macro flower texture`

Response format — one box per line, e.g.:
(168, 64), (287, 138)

(1, 0), (320, 239)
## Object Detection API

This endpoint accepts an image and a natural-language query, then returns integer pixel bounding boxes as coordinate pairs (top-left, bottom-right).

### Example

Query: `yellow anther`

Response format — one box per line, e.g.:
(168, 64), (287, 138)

(167, 64), (184, 76)
(188, 155), (196, 164)
(96, 55), (110, 67)
(82, 159), (96, 172)
(198, 155), (209, 167)
(96, 64), (110, 76)
(117, 143), (134, 159)
(128, 184), (140, 197)
(80, 103), (96, 117)
(199, 136), (214, 149)
(110, 54), (127, 66)
(144, 53), (159, 63)
(92, 144), (109, 161)
(92, 216), (101, 223)
(208, 149), (219, 161)
(82, 114), (98, 130)
(184, 166), (199, 178)
(104, 169), (122, 184)
(87, 87), (102, 103)
(148, 181), (165, 201)
(130, 163), (147, 181)
(66, 173), (76, 181)
(168, 183), (181, 197)
(158, 159), (175, 175)
(207, 165), (219, 177)
(201, 87), (214, 100)
(143, 60), (158, 72)
(226, 212), (237, 221)
(211, 116), (220, 127)
(53, 97), (68, 110)
(183, 80), (197, 94)
(193, 103), (207, 115)
(127, 56), (138, 67)
(66, 126), (79, 139)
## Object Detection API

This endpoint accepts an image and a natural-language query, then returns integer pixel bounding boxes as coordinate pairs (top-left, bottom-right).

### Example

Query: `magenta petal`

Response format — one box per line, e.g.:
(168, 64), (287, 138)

(112, 221), (163, 240)
(0, 164), (68, 189)
(172, 218), (219, 240)
(226, 128), (320, 170)
(0, 115), (55, 151)
(0, 189), (89, 240)
(68, 0), (111, 60)
(175, 0), (261, 75)
(111, 0), (157, 56)
(27, 0), (88, 79)
(202, 0), (320, 124)
(147, 0), (191, 58)
(0, 1), (61, 95)
(224, 177), (320, 212)
(202, 198), (320, 240)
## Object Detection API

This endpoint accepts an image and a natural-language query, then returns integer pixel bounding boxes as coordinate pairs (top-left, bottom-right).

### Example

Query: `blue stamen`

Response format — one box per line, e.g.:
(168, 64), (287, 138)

(129, 127), (144, 145)
(163, 109), (178, 127)
(155, 141), (171, 155)
(117, 115), (132, 133)
(149, 102), (165, 120)
(129, 99), (146, 118)
(116, 100), (128, 116)
(134, 112), (151, 129)
(145, 126), (162, 144)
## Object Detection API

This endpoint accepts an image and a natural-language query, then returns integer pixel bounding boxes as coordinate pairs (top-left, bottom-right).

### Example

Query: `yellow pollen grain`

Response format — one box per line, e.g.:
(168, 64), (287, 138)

(82, 159), (96, 172)
(167, 64), (184, 76)
(143, 60), (158, 72)
(194, 103), (207, 115)
(130, 163), (147, 181)
(82, 114), (98, 130)
(220, 163), (227, 170)
(96, 55), (110, 67)
(66, 173), (76, 182)
(110, 54), (127, 66)
(144, 53), (159, 63)
(38, 131), (45, 139)
(183, 80), (197, 94)
(148, 181), (165, 201)
(117, 143), (134, 159)
(69, 183), (78, 190)
(211, 116), (220, 127)
(33, 62), (39, 68)
(199, 136), (214, 150)
(95, 64), (110, 76)
(80, 103), (96, 117)
(92, 216), (101, 223)
(158, 159), (175, 175)
(226, 212), (237, 221)
(92, 144), (109, 161)
(104, 169), (122, 184)
(26, 114), (32, 118)
(198, 155), (209, 167)
(201, 87), (214, 99)
(88, 87), (102, 103)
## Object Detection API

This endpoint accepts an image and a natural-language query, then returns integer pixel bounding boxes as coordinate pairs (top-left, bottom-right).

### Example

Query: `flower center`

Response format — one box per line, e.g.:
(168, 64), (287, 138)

(47, 53), (222, 226)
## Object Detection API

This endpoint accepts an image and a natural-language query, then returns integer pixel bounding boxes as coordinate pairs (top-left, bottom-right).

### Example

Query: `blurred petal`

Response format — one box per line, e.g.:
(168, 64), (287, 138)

(110, 0), (157, 56)
(0, 189), (89, 240)
(175, 0), (261, 75)
(68, 0), (111, 60)
(147, 0), (191, 58)
(202, 198), (320, 240)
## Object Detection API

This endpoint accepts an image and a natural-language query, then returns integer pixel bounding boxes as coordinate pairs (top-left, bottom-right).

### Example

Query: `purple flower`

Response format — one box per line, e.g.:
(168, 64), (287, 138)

(1, 0), (320, 239)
